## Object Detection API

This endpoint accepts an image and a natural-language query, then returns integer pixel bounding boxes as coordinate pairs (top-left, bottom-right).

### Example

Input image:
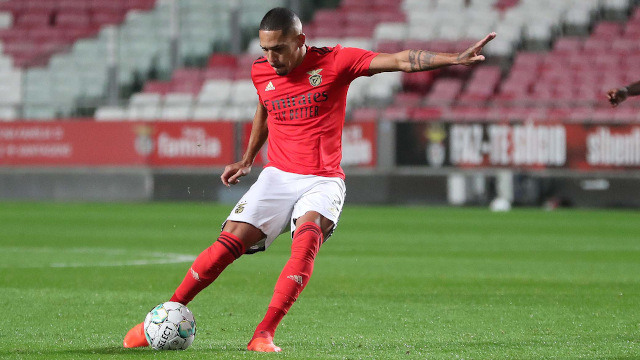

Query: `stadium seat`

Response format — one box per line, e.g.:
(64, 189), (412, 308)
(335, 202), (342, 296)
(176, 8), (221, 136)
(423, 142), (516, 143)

(192, 104), (224, 121)
(0, 12), (13, 29)
(160, 104), (192, 120)
(95, 106), (127, 121)
(0, 105), (18, 121)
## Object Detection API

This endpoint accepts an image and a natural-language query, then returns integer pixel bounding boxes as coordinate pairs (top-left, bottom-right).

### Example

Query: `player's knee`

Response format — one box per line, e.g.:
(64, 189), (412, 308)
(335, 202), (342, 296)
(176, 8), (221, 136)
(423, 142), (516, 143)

(222, 221), (265, 250)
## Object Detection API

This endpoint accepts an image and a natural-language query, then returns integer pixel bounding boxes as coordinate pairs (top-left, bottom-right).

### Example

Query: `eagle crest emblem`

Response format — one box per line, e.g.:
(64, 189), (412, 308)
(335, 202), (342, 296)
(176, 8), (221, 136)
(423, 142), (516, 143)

(307, 69), (323, 87)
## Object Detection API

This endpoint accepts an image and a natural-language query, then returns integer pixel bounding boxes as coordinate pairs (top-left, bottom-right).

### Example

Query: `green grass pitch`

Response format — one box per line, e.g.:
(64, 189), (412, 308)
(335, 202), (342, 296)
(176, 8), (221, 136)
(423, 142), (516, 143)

(1, 202), (638, 359)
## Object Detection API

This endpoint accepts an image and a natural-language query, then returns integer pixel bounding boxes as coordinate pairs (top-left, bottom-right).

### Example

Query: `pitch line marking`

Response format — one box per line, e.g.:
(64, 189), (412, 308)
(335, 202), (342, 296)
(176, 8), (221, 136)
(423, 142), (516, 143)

(0, 246), (196, 268)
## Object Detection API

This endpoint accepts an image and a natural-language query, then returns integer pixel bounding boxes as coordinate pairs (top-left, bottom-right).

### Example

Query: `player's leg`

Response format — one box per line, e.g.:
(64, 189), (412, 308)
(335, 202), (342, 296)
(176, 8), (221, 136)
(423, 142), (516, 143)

(170, 221), (264, 305)
(125, 167), (297, 349)
(248, 212), (333, 352)
(123, 221), (265, 348)
(248, 176), (345, 352)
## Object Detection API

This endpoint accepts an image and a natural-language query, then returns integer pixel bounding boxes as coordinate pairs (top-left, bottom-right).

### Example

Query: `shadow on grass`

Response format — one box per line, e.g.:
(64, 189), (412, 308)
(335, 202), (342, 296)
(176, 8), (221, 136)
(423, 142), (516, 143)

(1, 345), (249, 358)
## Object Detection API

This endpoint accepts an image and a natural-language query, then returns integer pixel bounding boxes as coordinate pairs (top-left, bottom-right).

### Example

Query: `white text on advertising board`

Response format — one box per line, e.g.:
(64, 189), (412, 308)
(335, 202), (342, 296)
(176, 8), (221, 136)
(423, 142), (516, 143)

(157, 127), (221, 158)
(450, 124), (566, 166)
(587, 127), (640, 166)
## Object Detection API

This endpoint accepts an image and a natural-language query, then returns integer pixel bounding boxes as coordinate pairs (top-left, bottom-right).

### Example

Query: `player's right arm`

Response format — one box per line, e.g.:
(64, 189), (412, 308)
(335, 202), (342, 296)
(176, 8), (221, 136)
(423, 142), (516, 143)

(221, 102), (268, 186)
(607, 80), (640, 107)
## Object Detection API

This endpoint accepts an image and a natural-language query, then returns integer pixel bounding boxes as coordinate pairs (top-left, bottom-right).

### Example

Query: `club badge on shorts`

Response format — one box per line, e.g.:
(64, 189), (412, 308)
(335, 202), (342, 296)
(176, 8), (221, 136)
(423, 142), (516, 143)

(307, 69), (323, 87)
(234, 201), (247, 214)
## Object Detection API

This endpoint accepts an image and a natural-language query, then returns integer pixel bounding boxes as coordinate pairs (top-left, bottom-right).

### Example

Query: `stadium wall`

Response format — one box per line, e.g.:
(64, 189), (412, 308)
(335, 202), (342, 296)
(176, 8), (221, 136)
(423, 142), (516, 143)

(2, 120), (640, 208)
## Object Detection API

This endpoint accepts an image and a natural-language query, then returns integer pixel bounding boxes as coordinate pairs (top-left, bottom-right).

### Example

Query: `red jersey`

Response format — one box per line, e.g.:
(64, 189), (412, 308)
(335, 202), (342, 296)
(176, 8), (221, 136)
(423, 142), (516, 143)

(251, 45), (378, 179)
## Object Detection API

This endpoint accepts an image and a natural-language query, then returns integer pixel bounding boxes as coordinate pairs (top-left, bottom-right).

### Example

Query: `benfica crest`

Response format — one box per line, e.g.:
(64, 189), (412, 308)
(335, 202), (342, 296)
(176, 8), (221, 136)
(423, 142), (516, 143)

(307, 69), (323, 87)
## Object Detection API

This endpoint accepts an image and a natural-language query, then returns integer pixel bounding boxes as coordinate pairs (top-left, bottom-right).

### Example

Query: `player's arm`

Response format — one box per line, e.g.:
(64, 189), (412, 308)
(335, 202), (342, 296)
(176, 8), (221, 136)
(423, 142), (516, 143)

(368, 32), (496, 74)
(607, 80), (640, 107)
(221, 102), (268, 186)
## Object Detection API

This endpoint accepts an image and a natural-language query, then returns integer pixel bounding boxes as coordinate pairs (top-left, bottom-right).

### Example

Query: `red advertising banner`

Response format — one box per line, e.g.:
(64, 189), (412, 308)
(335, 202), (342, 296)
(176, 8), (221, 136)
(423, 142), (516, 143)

(148, 122), (235, 167)
(0, 121), (234, 167)
(398, 122), (640, 171)
(568, 124), (640, 170)
(241, 121), (377, 168)
(241, 122), (269, 166)
(341, 121), (377, 168)
(0, 122), (146, 166)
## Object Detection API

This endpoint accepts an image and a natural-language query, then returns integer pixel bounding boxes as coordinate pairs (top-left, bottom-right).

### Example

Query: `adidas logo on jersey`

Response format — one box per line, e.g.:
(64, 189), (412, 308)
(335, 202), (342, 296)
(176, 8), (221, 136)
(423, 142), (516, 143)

(265, 81), (276, 91)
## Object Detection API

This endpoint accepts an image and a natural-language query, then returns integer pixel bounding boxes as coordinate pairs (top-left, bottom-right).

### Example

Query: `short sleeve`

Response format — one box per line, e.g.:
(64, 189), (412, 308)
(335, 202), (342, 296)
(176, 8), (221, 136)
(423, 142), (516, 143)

(333, 44), (379, 82)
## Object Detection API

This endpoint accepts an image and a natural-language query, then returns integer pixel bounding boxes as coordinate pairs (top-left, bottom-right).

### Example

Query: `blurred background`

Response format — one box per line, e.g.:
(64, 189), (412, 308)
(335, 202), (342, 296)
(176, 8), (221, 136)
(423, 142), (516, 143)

(0, 0), (639, 208)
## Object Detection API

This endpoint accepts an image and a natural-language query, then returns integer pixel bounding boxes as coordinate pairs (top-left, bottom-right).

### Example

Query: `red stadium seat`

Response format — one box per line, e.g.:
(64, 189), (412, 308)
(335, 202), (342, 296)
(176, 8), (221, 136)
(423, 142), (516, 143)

(91, 9), (126, 26)
(59, 0), (90, 11)
(207, 53), (237, 68)
(143, 81), (172, 94)
(56, 10), (92, 29)
(592, 21), (623, 39)
(312, 9), (345, 28)
(376, 11), (405, 23)
(171, 68), (203, 83)
(232, 66), (252, 80)
(401, 70), (436, 93)
(552, 37), (582, 54)
(26, 0), (57, 12)
(0, 1), (25, 17)
(411, 106), (444, 122)
(89, 0), (126, 12)
(375, 40), (403, 53)
(170, 81), (203, 95)
(127, 0), (156, 11)
(15, 11), (52, 28)
(340, 0), (370, 11)
(393, 92), (423, 107)
(344, 24), (376, 38)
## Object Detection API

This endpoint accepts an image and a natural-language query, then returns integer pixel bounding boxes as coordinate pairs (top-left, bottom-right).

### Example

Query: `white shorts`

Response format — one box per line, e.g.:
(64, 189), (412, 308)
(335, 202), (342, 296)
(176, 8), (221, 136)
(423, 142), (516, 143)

(225, 166), (346, 254)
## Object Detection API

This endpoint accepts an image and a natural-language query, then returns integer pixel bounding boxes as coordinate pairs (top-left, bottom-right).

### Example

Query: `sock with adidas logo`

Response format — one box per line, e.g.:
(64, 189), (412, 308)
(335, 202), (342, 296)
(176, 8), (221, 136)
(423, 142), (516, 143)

(170, 232), (245, 305)
(252, 222), (323, 339)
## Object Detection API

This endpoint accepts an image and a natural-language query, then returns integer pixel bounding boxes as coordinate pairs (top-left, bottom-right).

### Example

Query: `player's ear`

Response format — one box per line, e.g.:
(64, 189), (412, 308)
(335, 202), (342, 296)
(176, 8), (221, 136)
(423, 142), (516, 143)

(297, 33), (306, 49)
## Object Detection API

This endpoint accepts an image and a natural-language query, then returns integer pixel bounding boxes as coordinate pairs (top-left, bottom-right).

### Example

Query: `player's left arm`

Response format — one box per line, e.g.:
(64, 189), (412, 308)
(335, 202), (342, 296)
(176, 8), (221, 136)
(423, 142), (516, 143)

(368, 32), (496, 74)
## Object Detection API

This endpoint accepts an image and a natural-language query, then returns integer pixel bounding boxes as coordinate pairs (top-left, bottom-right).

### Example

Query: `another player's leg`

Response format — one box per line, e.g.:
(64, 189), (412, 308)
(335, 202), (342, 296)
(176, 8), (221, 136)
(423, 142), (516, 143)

(124, 223), (263, 348)
(248, 216), (326, 352)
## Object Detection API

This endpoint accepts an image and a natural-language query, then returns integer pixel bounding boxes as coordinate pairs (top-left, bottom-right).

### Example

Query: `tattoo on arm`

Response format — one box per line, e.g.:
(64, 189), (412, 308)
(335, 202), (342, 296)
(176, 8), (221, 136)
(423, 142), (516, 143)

(409, 50), (437, 72)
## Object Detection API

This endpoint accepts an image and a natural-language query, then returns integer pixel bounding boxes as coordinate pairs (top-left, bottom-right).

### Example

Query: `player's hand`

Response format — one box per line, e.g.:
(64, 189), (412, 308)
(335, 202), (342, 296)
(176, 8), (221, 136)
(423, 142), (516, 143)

(456, 32), (496, 66)
(221, 161), (252, 187)
(607, 87), (628, 107)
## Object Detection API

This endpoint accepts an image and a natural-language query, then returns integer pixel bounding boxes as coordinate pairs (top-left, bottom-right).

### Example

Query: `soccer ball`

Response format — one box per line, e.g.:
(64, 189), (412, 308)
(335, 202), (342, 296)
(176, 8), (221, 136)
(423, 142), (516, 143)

(143, 301), (196, 350)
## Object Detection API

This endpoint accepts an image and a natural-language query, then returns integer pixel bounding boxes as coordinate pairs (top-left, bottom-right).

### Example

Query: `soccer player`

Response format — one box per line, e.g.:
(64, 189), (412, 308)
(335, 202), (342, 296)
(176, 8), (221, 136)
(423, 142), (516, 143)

(123, 7), (496, 352)
(607, 80), (640, 107)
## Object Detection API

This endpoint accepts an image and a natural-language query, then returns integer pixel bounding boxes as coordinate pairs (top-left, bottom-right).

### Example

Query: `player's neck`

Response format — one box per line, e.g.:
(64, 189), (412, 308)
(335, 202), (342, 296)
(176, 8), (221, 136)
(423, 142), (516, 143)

(292, 45), (307, 70)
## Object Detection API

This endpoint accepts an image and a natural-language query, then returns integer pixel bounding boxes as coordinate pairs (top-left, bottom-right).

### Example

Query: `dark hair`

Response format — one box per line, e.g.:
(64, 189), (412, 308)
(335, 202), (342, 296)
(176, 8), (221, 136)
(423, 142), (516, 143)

(259, 7), (301, 35)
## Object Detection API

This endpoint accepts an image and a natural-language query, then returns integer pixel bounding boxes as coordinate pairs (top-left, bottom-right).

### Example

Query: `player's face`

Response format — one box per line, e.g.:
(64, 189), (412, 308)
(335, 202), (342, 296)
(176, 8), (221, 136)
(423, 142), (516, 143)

(259, 30), (305, 76)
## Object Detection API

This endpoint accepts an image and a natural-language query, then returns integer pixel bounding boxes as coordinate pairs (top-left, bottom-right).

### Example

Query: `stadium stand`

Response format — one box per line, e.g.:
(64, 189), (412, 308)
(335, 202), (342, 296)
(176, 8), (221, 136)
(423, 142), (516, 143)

(1, 0), (639, 122)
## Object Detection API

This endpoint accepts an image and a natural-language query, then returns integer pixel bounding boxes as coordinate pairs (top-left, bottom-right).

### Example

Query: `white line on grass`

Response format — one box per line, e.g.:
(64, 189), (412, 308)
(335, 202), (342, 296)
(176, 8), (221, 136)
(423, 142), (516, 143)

(0, 246), (196, 268)
(49, 253), (196, 268)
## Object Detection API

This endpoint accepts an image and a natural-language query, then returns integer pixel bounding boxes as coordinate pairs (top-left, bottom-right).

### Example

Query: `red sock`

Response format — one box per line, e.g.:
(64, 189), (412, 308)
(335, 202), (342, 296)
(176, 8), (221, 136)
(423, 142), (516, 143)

(170, 232), (245, 305)
(252, 222), (322, 339)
